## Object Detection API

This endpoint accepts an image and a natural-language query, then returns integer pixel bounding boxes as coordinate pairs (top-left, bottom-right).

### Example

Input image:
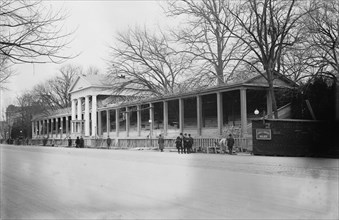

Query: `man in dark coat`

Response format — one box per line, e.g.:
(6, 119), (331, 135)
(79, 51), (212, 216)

(183, 133), (189, 154)
(107, 136), (112, 149)
(75, 137), (80, 148)
(158, 134), (165, 152)
(175, 136), (181, 154)
(68, 137), (72, 148)
(188, 134), (194, 153)
(226, 134), (235, 155)
(80, 136), (84, 148)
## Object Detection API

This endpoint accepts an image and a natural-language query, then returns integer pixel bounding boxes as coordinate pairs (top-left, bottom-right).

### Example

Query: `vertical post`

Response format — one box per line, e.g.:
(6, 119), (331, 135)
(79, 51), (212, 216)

(106, 109), (110, 137)
(91, 95), (97, 137)
(98, 110), (102, 136)
(240, 88), (248, 138)
(197, 95), (202, 136)
(71, 99), (76, 133)
(85, 96), (90, 136)
(39, 120), (42, 136)
(217, 92), (223, 136)
(77, 98), (82, 134)
(56, 118), (59, 138)
(65, 116), (69, 136)
(163, 101), (168, 136)
(46, 119), (50, 137)
(115, 108), (120, 137)
(31, 122), (34, 138)
(51, 119), (54, 137)
(179, 98), (184, 133)
(149, 103), (154, 138)
(137, 105), (141, 137)
(126, 107), (130, 137)
(266, 90), (273, 119)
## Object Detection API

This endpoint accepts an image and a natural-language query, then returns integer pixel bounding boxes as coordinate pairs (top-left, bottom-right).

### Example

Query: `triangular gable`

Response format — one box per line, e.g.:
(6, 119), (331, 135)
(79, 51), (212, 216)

(245, 73), (297, 87)
(68, 75), (92, 94)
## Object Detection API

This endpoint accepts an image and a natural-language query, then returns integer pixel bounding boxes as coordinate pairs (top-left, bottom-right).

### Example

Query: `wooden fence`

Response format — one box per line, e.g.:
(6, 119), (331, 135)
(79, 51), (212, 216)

(2, 136), (252, 153)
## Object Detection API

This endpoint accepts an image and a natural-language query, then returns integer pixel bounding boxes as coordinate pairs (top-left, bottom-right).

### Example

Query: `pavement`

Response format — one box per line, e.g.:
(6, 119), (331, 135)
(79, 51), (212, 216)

(1, 144), (338, 219)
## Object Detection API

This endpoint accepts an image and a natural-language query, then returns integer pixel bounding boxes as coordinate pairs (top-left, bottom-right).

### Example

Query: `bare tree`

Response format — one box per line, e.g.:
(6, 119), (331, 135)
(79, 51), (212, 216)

(305, 0), (339, 119)
(32, 64), (80, 110)
(222, 0), (306, 118)
(107, 27), (196, 97)
(0, 0), (75, 64)
(0, 57), (15, 90)
(166, 0), (245, 85)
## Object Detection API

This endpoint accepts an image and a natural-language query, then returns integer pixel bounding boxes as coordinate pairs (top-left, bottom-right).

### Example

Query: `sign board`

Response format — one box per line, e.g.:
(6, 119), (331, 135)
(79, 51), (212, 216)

(256, 128), (272, 140)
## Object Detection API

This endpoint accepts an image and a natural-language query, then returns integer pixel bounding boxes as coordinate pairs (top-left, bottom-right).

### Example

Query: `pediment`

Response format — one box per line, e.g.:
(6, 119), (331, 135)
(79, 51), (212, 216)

(246, 74), (296, 87)
(68, 76), (91, 94)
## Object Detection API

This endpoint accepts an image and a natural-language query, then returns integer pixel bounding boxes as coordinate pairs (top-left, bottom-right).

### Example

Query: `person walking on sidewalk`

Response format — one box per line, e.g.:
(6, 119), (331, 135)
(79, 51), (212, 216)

(158, 134), (165, 152)
(226, 134), (235, 155)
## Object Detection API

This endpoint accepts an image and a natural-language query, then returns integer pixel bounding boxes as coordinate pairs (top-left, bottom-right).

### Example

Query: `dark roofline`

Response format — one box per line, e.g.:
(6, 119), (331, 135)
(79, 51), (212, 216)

(99, 80), (294, 110)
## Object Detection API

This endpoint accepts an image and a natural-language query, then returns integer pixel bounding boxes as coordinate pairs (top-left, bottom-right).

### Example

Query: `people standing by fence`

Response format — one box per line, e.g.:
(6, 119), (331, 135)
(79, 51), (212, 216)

(175, 136), (181, 154)
(158, 134), (165, 152)
(188, 134), (193, 153)
(179, 133), (184, 154)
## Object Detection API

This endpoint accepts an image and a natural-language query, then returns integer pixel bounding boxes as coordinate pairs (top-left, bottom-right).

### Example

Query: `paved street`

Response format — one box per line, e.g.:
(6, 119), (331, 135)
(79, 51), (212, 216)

(1, 144), (338, 219)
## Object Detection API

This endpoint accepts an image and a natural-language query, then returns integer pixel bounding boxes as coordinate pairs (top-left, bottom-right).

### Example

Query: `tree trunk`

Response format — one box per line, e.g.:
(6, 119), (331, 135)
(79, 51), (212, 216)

(335, 79), (339, 121)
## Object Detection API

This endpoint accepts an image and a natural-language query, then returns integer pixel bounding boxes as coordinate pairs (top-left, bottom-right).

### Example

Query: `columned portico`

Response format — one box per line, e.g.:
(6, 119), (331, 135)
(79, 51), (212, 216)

(240, 88), (247, 137)
(71, 99), (76, 133)
(84, 96), (90, 136)
(163, 101), (168, 136)
(91, 95), (97, 137)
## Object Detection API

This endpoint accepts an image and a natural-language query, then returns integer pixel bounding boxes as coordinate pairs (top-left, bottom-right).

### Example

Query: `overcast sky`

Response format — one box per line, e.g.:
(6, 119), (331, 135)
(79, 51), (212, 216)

(1, 0), (177, 119)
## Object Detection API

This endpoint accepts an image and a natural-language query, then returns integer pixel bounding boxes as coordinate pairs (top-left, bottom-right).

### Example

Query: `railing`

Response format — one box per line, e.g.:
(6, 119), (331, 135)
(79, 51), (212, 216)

(5, 136), (252, 153)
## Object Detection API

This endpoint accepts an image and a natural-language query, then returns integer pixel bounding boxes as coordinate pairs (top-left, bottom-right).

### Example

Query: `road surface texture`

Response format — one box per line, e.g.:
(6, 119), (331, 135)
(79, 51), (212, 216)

(1, 144), (338, 219)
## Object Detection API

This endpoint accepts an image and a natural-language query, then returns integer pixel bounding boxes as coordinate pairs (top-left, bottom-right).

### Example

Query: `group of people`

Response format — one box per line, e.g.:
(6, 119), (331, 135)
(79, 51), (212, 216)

(175, 133), (194, 154)
(68, 136), (85, 148)
(158, 132), (235, 155)
(158, 133), (194, 153)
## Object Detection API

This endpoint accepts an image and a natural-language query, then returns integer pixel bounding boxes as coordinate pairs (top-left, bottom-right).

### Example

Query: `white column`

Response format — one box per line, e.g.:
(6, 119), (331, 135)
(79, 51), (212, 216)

(126, 107), (130, 137)
(60, 117), (63, 138)
(71, 99), (76, 133)
(149, 103), (154, 138)
(106, 110), (110, 136)
(163, 101), (168, 136)
(91, 95), (97, 137)
(98, 110), (102, 136)
(32, 122), (34, 138)
(65, 116), (69, 136)
(240, 88), (248, 138)
(137, 105), (141, 137)
(77, 98), (82, 133)
(217, 92), (223, 136)
(115, 109), (120, 137)
(84, 96), (90, 136)
(197, 95), (202, 136)
(56, 118), (59, 137)
(179, 98), (184, 133)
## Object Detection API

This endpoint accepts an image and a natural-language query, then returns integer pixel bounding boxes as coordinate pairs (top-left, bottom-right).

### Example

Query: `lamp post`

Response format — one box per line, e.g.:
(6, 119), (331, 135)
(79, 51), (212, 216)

(148, 119), (152, 139)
